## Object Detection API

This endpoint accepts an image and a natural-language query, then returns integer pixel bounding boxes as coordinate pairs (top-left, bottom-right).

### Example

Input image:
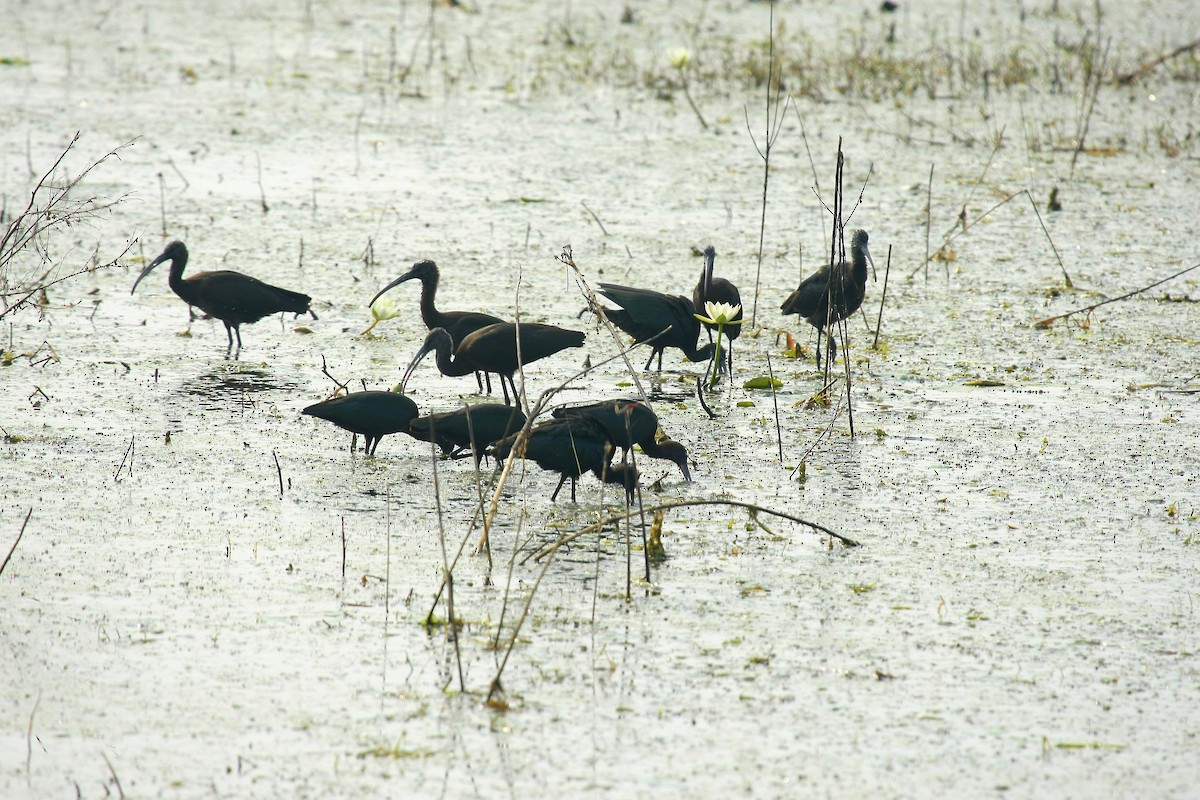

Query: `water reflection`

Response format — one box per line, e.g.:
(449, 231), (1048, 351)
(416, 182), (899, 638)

(178, 363), (299, 412)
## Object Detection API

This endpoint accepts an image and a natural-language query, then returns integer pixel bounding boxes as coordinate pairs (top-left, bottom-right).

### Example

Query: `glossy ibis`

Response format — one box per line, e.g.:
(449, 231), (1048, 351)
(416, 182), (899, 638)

(369, 260), (504, 392)
(409, 403), (527, 463)
(131, 240), (313, 352)
(302, 390), (446, 457)
(402, 322), (585, 405)
(595, 283), (714, 372)
(780, 229), (875, 368)
(552, 399), (691, 481)
(490, 416), (639, 502)
(692, 245), (742, 376)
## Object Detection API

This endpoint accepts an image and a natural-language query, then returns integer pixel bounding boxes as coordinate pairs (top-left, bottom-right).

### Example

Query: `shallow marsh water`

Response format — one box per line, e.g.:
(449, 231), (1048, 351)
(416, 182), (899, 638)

(2, 1), (1199, 797)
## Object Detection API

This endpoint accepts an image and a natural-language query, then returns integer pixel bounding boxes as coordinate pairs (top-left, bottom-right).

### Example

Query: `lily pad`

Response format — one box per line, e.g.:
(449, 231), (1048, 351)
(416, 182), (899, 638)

(742, 376), (783, 390)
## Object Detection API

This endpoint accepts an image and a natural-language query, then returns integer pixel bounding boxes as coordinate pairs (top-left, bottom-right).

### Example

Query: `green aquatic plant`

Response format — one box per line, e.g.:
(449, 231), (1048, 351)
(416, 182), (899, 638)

(694, 300), (742, 389)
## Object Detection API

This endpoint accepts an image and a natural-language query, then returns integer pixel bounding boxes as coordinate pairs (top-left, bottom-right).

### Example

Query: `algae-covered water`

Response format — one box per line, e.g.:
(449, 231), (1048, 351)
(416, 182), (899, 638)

(2, 1), (1199, 797)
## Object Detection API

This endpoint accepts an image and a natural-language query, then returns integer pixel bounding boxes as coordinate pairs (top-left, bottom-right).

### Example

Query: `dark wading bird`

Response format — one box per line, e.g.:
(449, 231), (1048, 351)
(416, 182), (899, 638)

(409, 403), (527, 463)
(490, 416), (639, 503)
(302, 390), (449, 457)
(402, 322), (586, 406)
(369, 260), (505, 392)
(594, 283), (714, 372)
(131, 240), (314, 352)
(780, 229), (875, 369)
(552, 399), (691, 481)
(692, 245), (742, 377)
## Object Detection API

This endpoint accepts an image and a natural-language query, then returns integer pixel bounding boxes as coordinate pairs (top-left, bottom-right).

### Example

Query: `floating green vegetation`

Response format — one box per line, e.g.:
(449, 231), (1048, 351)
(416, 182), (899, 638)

(0, 56), (30, 66)
(849, 582), (877, 594)
(743, 376), (782, 390)
(357, 739), (436, 760)
(1045, 738), (1127, 752)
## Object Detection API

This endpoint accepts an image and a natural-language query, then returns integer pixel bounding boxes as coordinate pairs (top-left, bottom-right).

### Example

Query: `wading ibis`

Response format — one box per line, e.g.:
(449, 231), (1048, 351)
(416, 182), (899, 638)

(302, 390), (445, 457)
(409, 403), (527, 463)
(490, 416), (639, 503)
(692, 245), (742, 377)
(131, 240), (313, 352)
(369, 260), (505, 393)
(402, 322), (585, 405)
(552, 399), (691, 481)
(780, 229), (875, 368)
(595, 283), (714, 372)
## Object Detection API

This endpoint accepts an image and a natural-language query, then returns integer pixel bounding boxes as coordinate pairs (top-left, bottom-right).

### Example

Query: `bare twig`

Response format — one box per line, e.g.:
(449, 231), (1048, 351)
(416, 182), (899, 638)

(766, 353), (783, 465)
(25, 689), (39, 782)
(101, 752), (126, 800)
(924, 163), (933, 282)
(254, 152), (269, 213)
(1035, 261), (1200, 329)
(0, 507), (32, 579)
(1070, 36), (1110, 180)
(873, 245), (892, 350)
(529, 499), (858, 562)
(1117, 36), (1200, 85)
(580, 202), (608, 235)
(429, 437), (465, 692)
(113, 436), (134, 483)
(747, 1), (789, 327)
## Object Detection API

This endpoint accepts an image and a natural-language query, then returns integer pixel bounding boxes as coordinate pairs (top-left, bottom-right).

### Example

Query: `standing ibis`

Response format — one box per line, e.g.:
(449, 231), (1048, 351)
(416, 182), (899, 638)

(131, 240), (313, 352)
(409, 403), (527, 463)
(594, 283), (714, 372)
(369, 260), (504, 392)
(692, 245), (742, 377)
(780, 229), (875, 368)
(302, 390), (446, 457)
(552, 399), (691, 481)
(490, 416), (639, 503)
(401, 322), (585, 406)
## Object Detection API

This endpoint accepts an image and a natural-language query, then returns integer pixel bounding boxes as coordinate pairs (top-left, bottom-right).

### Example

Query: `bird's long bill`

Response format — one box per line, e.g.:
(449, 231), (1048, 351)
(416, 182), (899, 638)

(399, 341), (434, 393)
(678, 458), (693, 483)
(702, 246), (716, 293)
(129, 258), (163, 295)
(368, 269), (416, 308)
(865, 244), (878, 282)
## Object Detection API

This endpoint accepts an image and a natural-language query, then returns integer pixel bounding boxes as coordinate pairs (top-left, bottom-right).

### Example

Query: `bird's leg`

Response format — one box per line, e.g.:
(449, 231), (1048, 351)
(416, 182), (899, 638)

(642, 350), (655, 372)
(350, 433), (357, 453)
(827, 330), (837, 366)
(725, 338), (734, 376)
(551, 475), (568, 502)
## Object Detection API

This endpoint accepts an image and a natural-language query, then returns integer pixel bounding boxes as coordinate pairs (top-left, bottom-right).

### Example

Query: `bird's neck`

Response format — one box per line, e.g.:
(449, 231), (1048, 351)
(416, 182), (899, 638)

(417, 276), (442, 328)
(685, 342), (716, 363)
(166, 255), (189, 292)
(851, 249), (869, 284)
(433, 335), (475, 377)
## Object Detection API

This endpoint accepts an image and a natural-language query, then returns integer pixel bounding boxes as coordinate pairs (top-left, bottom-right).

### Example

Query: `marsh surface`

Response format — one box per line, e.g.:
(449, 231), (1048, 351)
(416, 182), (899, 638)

(2, 1), (1199, 797)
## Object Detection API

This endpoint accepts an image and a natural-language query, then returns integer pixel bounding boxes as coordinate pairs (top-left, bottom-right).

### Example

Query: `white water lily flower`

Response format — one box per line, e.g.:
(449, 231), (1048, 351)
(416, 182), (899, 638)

(668, 47), (691, 70)
(696, 300), (742, 326)
(370, 297), (401, 322)
(360, 296), (402, 335)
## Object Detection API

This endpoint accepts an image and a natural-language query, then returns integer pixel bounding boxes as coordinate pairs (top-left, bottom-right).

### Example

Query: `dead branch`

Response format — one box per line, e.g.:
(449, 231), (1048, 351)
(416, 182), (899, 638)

(1035, 261), (1200, 329)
